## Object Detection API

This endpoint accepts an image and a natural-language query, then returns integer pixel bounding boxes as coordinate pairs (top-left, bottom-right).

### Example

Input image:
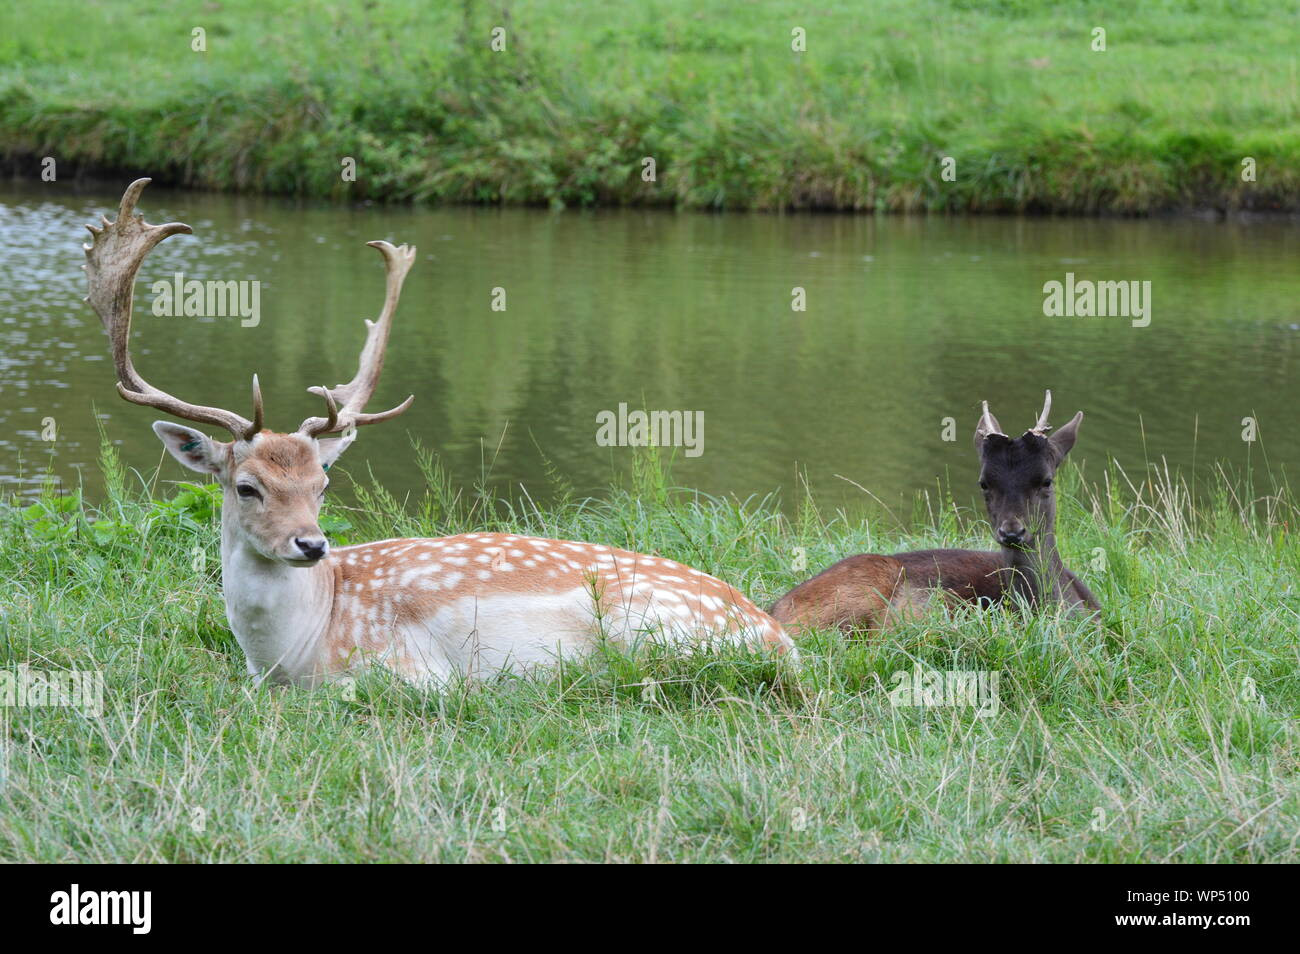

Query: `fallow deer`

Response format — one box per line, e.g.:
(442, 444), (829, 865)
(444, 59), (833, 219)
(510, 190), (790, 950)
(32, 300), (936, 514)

(85, 179), (793, 686)
(770, 392), (1100, 633)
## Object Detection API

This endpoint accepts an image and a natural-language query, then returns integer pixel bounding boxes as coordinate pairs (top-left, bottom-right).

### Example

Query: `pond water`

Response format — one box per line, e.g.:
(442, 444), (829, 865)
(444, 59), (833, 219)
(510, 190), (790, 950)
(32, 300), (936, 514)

(2, 180), (1297, 515)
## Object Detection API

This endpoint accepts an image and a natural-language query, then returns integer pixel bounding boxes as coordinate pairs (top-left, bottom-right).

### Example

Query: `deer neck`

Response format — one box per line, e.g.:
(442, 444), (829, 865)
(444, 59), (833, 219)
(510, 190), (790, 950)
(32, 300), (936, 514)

(1003, 530), (1071, 605)
(219, 506), (333, 685)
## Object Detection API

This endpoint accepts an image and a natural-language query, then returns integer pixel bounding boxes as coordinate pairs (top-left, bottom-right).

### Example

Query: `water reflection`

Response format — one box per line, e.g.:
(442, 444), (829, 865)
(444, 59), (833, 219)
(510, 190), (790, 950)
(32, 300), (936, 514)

(1, 180), (1296, 513)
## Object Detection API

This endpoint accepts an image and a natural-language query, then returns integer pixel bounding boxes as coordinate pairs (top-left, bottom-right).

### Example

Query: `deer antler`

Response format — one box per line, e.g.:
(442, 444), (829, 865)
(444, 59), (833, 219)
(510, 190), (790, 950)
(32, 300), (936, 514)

(977, 401), (1007, 439)
(298, 241), (416, 437)
(84, 178), (263, 441)
(1029, 390), (1053, 435)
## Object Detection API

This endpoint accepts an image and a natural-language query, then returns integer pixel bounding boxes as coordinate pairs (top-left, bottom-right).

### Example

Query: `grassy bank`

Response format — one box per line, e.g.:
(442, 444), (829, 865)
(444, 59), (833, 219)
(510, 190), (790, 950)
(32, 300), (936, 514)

(3, 0), (1299, 212)
(1, 438), (1297, 862)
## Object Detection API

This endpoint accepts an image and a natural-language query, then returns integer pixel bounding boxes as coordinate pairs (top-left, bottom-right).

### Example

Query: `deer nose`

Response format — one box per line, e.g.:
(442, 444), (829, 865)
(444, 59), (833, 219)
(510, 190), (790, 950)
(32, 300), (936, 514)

(294, 537), (328, 561)
(997, 523), (1026, 546)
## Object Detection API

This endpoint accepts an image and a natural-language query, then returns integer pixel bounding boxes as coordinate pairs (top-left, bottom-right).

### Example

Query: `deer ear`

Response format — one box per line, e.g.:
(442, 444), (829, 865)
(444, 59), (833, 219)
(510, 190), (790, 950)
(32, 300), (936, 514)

(153, 421), (226, 475)
(316, 428), (357, 471)
(1049, 411), (1084, 460)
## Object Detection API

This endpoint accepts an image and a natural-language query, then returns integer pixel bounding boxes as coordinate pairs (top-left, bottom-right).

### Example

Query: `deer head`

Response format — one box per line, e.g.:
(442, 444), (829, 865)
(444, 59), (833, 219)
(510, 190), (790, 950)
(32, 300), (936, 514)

(84, 178), (415, 566)
(973, 391), (1083, 552)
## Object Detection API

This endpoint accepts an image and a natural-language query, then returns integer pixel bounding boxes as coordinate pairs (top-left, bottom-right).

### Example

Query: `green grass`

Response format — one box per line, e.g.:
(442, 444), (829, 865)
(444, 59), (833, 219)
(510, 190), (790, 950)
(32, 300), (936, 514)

(1, 437), (1297, 862)
(2, 0), (1298, 212)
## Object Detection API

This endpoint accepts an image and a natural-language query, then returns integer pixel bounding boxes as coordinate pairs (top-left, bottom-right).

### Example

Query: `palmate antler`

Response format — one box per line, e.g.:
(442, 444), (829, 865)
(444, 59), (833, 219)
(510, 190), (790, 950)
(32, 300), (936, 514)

(298, 241), (417, 437)
(84, 178), (263, 440)
(85, 178), (415, 442)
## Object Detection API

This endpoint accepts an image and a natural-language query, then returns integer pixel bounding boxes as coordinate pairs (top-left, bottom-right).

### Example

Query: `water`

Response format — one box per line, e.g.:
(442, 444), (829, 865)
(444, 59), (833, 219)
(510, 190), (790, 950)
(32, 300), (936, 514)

(2, 180), (1297, 513)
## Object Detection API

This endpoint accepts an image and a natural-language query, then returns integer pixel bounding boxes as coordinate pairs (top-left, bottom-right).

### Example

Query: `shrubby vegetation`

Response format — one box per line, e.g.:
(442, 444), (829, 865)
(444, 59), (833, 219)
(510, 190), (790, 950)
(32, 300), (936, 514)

(2, 0), (1297, 212)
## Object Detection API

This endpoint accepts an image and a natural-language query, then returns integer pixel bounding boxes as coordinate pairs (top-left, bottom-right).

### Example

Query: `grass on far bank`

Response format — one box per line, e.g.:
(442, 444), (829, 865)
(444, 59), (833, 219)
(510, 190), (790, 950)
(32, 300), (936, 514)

(2, 0), (1299, 213)
(0, 436), (1297, 863)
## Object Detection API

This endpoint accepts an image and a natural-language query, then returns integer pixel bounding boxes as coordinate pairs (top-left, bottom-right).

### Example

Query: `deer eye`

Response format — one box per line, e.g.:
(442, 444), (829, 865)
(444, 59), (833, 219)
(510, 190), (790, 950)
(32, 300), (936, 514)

(978, 480), (989, 491)
(1042, 478), (1053, 488)
(236, 484), (262, 500)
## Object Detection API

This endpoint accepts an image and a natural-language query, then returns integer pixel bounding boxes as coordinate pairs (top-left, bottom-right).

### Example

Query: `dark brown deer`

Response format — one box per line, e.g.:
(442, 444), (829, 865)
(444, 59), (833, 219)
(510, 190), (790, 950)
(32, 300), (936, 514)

(770, 392), (1100, 633)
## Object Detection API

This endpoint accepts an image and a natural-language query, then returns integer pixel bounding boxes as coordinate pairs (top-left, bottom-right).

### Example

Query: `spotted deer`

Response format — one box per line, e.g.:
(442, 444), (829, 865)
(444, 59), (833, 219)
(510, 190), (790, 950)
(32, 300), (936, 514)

(770, 392), (1100, 633)
(85, 179), (793, 685)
